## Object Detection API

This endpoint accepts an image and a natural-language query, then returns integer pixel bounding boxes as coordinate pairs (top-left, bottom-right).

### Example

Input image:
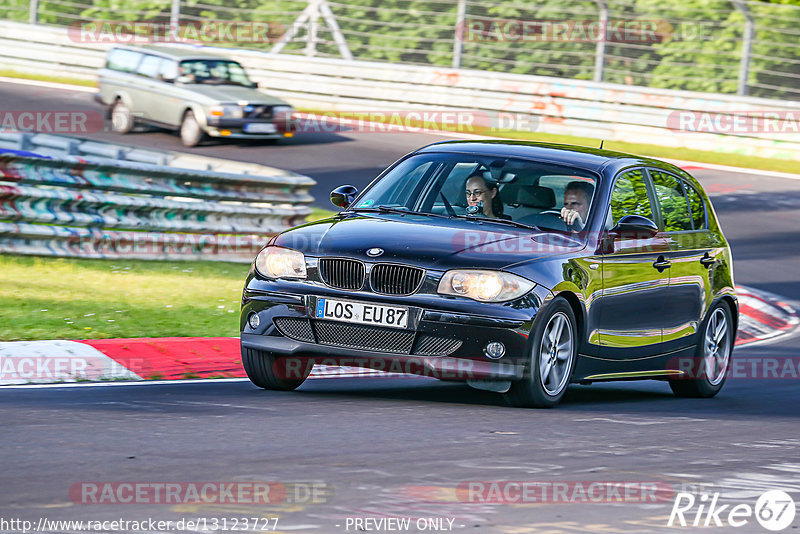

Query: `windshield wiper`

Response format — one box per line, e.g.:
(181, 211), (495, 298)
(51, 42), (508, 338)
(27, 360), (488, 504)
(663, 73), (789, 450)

(454, 215), (541, 231)
(349, 205), (451, 219)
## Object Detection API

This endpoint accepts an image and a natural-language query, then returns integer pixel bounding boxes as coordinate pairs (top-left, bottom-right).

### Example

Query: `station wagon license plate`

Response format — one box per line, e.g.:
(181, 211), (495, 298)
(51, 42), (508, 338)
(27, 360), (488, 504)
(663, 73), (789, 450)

(243, 123), (277, 134)
(314, 298), (409, 329)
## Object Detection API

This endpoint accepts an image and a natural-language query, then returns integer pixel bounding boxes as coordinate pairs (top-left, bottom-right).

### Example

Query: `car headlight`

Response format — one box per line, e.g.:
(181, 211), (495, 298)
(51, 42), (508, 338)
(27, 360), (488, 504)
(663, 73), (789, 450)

(438, 270), (535, 302)
(209, 105), (243, 119)
(255, 247), (306, 279)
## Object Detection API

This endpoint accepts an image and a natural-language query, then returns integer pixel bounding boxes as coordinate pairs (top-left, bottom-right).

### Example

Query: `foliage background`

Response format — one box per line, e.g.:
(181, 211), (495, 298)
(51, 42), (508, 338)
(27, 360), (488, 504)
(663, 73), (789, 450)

(2, 0), (800, 99)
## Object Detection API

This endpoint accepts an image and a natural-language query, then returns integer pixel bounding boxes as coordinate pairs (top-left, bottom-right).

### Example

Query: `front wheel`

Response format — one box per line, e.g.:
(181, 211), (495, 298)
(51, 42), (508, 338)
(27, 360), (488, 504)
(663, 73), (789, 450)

(241, 346), (310, 391)
(110, 100), (134, 134)
(669, 303), (733, 398)
(180, 110), (205, 147)
(506, 298), (578, 408)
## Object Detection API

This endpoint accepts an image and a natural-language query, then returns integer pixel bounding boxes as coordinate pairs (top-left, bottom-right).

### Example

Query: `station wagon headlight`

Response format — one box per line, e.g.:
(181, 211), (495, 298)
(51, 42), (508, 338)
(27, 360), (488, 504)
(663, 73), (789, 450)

(255, 247), (307, 279)
(209, 105), (244, 119)
(438, 270), (534, 302)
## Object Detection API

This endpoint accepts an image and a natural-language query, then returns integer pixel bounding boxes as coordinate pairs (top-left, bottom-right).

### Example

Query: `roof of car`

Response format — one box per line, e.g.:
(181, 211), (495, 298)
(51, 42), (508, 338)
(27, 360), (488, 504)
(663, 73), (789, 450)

(414, 140), (653, 172)
(112, 44), (233, 61)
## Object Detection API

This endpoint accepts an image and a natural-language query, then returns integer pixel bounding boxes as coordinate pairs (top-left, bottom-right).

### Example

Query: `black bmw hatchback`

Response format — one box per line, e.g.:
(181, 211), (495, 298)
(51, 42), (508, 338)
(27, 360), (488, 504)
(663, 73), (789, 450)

(240, 141), (737, 407)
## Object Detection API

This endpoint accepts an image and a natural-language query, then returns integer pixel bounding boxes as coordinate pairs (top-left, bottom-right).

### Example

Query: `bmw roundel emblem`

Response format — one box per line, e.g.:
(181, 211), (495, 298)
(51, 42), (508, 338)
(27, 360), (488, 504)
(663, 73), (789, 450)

(366, 247), (384, 257)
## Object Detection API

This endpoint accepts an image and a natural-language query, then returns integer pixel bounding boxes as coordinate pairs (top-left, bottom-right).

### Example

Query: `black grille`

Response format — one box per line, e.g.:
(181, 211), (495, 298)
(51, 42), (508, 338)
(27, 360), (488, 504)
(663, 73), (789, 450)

(319, 258), (365, 290)
(413, 334), (462, 356)
(273, 317), (315, 343)
(313, 321), (415, 353)
(370, 264), (425, 295)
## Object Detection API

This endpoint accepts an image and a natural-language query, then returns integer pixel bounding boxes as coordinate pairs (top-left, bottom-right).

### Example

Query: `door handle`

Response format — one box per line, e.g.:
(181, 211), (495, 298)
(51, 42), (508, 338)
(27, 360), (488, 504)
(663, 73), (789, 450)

(700, 253), (716, 268)
(652, 256), (671, 272)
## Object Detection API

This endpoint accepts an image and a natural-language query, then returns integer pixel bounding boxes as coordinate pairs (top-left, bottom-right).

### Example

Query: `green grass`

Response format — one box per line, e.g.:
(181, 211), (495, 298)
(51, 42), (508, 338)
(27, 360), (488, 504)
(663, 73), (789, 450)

(0, 255), (249, 341)
(0, 69), (97, 88)
(308, 207), (336, 221)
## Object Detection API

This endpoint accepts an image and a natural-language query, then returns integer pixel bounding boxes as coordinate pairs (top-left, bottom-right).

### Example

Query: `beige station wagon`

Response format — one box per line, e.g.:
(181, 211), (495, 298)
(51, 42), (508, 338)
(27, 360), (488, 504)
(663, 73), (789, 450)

(96, 45), (295, 147)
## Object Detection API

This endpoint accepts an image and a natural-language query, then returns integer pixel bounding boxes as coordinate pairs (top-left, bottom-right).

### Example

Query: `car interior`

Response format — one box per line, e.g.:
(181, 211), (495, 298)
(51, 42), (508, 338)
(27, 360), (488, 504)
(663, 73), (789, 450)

(429, 162), (597, 231)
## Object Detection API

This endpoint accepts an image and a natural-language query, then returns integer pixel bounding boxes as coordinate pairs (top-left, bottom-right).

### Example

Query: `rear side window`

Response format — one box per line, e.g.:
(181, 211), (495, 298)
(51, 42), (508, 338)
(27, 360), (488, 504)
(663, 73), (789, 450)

(683, 182), (708, 230)
(609, 169), (653, 226)
(136, 55), (162, 78)
(106, 49), (142, 73)
(649, 169), (693, 232)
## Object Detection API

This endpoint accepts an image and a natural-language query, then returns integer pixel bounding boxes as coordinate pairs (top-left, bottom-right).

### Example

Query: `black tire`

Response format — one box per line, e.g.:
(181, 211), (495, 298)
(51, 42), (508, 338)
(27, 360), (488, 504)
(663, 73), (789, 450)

(241, 346), (310, 391)
(110, 99), (134, 134)
(506, 297), (578, 408)
(180, 110), (205, 147)
(669, 302), (734, 398)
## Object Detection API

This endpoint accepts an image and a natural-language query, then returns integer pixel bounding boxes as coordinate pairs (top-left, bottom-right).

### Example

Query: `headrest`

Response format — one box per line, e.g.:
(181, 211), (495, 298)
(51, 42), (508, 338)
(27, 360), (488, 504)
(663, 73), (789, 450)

(514, 186), (555, 209)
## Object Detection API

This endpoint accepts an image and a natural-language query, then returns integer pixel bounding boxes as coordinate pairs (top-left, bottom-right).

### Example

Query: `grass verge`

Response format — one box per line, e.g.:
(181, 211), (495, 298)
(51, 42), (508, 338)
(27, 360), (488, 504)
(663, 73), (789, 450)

(0, 69), (96, 88)
(0, 255), (249, 341)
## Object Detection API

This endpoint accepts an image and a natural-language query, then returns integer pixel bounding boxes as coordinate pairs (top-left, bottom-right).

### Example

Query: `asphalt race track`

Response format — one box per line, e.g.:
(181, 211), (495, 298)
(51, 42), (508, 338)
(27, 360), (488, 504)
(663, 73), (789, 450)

(2, 81), (800, 533)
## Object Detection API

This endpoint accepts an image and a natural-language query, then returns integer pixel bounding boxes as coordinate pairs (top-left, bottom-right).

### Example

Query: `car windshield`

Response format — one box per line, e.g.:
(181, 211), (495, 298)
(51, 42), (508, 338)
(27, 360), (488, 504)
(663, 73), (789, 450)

(178, 60), (253, 86)
(348, 153), (600, 235)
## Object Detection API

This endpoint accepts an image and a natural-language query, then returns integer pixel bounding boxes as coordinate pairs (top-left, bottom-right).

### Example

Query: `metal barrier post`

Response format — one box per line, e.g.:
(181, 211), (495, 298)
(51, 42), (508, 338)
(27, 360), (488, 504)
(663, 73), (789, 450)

(593, 0), (608, 83)
(732, 0), (754, 96)
(29, 0), (39, 25)
(170, 0), (181, 42)
(452, 0), (467, 69)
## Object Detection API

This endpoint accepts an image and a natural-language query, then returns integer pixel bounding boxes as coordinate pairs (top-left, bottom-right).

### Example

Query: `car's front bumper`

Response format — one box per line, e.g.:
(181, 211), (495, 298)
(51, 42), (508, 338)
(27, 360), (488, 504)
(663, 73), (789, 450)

(206, 117), (296, 139)
(240, 284), (549, 381)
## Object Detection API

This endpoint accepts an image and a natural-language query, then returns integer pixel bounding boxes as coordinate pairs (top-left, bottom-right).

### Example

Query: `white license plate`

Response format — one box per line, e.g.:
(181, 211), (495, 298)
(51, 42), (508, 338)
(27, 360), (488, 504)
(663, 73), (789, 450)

(243, 123), (277, 133)
(314, 298), (409, 329)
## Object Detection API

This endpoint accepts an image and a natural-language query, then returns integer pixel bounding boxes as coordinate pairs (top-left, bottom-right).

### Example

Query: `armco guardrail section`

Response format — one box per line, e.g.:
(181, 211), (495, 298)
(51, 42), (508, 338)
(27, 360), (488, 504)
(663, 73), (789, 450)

(2, 20), (800, 162)
(0, 133), (315, 262)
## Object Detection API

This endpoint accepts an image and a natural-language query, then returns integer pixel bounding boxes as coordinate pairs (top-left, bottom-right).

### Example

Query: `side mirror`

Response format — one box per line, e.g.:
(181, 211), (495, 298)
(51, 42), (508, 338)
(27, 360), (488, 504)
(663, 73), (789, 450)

(330, 185), (359, 209)
(175, 75), (192, 84)
(610, 215), (659, 239)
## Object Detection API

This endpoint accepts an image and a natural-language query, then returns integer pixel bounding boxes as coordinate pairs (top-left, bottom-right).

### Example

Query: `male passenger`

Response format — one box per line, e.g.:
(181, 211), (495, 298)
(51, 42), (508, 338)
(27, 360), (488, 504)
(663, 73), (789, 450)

(560, 181), (594, 230)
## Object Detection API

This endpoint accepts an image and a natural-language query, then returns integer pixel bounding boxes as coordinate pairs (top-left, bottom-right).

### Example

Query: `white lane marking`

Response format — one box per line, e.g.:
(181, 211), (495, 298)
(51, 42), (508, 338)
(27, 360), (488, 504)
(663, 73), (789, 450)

(667, 157), (800, 181)
(0, 340), (140, 385)
(573, 416), (707, 425)
(0, 377), (250, 389)
(0, 76), (97, 93)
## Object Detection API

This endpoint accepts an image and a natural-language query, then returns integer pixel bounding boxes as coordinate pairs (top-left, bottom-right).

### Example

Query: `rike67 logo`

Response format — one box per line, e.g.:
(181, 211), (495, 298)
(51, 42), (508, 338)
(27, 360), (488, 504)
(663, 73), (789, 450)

(668, 490), (796, 531)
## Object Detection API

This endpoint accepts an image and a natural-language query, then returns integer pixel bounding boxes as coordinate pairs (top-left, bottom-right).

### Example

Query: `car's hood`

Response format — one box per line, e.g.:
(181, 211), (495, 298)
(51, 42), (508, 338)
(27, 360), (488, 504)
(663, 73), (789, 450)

(180, 85), (289, 105)
(273, 214), (584, 270)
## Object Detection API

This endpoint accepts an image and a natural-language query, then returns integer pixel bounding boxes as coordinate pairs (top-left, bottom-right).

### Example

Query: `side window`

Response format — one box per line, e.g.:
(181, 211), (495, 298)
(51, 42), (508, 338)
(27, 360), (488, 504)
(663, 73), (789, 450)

(609, 169), (653, 227)
(136, 55), (162, 78)
(649, 170), (692, 232)
(159, 60), (178, 81)
(106, 49), (142, 73)
(683, 181), (707, 230)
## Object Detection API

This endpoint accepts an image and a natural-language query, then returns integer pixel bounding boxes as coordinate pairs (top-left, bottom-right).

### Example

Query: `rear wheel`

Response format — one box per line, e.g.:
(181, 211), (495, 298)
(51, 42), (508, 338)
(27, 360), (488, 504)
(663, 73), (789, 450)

(180, 110), (204, 147)
(669, 303), (733, 398)
(241, 346), (310, 391)
(506, 298), (577, 408)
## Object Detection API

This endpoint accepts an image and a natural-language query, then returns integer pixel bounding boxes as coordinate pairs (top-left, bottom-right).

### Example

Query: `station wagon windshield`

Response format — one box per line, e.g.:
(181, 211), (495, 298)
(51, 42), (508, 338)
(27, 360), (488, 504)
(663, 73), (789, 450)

(349, 154), (600, 234)
(179, 59), (253, 86)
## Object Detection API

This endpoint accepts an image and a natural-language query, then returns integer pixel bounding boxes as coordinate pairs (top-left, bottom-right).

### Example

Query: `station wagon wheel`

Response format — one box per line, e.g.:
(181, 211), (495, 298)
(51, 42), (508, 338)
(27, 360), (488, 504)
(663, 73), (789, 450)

(180, 110), (204, 147)
(110, 100), (134, 134)
(506, 297), (578, 408)
(669, 302), (733, 398)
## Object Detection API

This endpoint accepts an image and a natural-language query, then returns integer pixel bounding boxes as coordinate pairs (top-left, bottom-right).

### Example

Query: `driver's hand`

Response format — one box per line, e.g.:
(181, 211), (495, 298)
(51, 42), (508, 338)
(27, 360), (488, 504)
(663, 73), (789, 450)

(560, 207), (584, 229)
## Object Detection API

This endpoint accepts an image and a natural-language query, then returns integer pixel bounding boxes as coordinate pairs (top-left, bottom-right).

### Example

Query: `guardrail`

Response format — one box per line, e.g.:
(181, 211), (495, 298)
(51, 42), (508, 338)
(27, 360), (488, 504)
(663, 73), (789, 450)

(1, 20), (800, 163)
(0, 133), (315, 262)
